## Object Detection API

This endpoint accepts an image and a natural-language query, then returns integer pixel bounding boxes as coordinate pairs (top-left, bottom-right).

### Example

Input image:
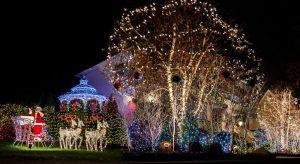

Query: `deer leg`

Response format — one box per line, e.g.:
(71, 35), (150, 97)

(59, 137), (62, 149)
(65, 137), (68, 149)
(92, 139), (95, 151)
(69, 137), (72, 148)
(62, 138), (66, 149)
(86, 137), (89, 151)
(90, 139), (93, 151)
(94, 139), (98, 151)
(66, 137), (69, 149)
(64, 137), (67, 149)
(71, 137), (75, 149)
(69, 137), (73, 149)
(85, 138), (88, 150)
(70, 137), (73, 149)
(89, 138), (92, 151)
(78, 137), (82, 149)
(75, 138), (78, 150)
(100, 139), (103, 152)
(104, 137), (107, 149)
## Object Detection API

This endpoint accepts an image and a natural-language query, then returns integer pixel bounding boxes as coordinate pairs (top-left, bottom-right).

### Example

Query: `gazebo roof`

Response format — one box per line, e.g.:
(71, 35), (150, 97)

(58, 78), (107, 103)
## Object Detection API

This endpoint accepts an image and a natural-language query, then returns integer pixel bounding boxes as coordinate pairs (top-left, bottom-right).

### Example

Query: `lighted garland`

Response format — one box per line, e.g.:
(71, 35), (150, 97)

(60, 101), (67, 112)
(86, 99), (100, 113)
(58, 113), (79, 123)
(69, 99), (84, 112)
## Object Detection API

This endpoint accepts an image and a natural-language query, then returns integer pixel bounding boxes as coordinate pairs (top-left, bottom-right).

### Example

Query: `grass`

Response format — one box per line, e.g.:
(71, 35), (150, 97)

(0, 142), (123, 162)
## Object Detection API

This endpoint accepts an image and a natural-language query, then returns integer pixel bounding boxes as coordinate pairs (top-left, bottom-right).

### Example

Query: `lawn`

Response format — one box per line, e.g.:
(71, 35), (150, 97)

(1, 142), (299, 163)
(0, 142), (123, 163)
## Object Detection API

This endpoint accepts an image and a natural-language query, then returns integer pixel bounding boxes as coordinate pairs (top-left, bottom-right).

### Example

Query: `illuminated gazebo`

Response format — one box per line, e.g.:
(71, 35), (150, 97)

(58, 77), (108, 112)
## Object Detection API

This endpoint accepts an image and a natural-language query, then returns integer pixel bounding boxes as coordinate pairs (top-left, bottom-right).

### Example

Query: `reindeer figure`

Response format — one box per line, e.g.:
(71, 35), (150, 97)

(59, 119), (78, 149)
(59, 127), (69, 149)
(85, 129), (96, 151)
(85, 120), (109, 151)
(97, 120), (109, 151)
(69, 119), (85, 150)
(85, 121), (100, 151)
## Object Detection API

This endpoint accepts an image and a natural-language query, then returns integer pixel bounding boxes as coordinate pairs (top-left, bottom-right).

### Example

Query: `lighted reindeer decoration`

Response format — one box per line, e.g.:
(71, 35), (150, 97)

(59, 119), (77, 149)
(85, 120), (109, 151)
(59, 119), (84, 150)
(69, 119), (85, 150)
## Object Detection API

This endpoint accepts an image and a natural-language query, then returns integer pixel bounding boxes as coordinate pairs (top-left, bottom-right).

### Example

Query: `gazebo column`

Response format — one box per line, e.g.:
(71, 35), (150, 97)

(99, 97), (108, 114)
(67, 100), (71, 112)
(82, 99), (87, 112)
(59, 100), (62, 112)
(98, 98), (103, 114)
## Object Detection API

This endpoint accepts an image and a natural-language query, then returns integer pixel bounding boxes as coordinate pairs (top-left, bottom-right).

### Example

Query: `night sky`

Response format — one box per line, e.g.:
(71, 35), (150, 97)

(1, 0), (299, 105)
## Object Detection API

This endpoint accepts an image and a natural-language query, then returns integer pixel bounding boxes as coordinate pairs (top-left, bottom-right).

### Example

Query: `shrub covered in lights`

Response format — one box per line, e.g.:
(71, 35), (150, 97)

(180, 114), (201, 151)
(103, 95), (127, 147)
(0, 104), (55, 141)
(253, 129), (268, 149)
(211, 132), (233, 153)
(69, 99), (84, 112)
(198, 131), (232, 153)
(129, 121), (152, 151)
(87, 99), (100, 113)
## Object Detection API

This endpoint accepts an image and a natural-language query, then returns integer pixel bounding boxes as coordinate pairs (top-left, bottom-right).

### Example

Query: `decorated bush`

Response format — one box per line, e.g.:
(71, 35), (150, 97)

(103, 95), (126, 147)
(69, 99), (84, 112)
(86, 99), (100, 113)
(59, 101), (67, 112)
(0, 104), (54, 141)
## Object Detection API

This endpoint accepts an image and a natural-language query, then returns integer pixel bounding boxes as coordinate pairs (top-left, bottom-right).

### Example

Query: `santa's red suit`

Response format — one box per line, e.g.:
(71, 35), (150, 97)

(29, 111), (45, 135)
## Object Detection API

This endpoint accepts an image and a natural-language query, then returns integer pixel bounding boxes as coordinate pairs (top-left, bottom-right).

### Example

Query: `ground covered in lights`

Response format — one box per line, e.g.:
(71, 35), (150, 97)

(0, 142), (300, 163)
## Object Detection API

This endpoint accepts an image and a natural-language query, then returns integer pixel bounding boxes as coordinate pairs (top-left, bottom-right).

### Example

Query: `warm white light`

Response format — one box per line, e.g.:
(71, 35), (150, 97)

(238, 121), (243, 127)
(146, 92), (158, 103)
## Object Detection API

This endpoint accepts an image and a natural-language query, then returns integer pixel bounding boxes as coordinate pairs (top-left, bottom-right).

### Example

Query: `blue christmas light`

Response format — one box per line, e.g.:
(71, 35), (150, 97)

(58, 78), (108, 112)
(211, 132), (232, 153)
(253, 129), (268, 147)
(199, 130), (210, 146)
(198, 131), (233, 153)
(129, 121), (152, 151)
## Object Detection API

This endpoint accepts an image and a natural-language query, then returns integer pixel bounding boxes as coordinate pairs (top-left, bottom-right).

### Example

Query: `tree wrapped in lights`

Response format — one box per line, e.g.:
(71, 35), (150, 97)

(105, 0), (264, 150)
(0, 104), (28, 141)
(257, 89), (300, 154)
(103, 95), (127, 147)
(132, 98), (166, 152)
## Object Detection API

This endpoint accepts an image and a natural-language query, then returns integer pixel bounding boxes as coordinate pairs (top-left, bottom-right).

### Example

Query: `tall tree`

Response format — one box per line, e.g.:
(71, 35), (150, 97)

(133, 96), (166, 151)
(105, 0), (264, 150)
(257, 89), (300, 153)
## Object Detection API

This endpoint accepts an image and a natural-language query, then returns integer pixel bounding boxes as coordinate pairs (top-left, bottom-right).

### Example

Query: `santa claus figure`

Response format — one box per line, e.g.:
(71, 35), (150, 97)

(29, 106), (45, 135)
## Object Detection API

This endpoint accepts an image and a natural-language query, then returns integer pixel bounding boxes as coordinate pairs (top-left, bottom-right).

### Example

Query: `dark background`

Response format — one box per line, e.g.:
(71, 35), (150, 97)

(0, 0), (299, 105)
